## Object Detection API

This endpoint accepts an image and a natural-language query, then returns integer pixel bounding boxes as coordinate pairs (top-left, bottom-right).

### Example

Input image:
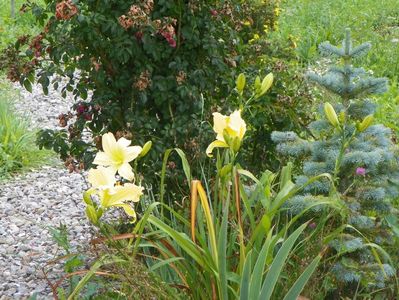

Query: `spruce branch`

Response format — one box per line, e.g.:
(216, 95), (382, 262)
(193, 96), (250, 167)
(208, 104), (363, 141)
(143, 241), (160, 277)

(350, 43), (372, 58)
(319, 42), (345, 57)
(350, 77), (388, 98)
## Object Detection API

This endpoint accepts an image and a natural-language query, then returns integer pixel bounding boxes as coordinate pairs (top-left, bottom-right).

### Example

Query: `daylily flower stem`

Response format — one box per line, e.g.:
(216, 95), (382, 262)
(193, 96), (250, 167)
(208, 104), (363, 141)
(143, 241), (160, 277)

(333, 125), (357, 185)
(99, 223), (131, 260)
(133, 160), (138, 182)
(243, 95), (255, 111)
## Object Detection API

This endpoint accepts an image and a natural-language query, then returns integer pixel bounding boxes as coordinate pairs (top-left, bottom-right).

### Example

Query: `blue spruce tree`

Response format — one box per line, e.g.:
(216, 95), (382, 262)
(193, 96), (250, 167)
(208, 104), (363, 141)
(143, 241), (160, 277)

(272, 29), (399, 297)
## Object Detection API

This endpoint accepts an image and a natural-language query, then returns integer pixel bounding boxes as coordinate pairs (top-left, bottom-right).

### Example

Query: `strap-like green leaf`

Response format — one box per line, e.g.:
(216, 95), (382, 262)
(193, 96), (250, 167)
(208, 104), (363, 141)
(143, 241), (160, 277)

(68, 255), (123, 300)
(279, 162), (293, 191)
(259, 223), (308, 300)
(160, 148), (191, 207)
(149, 257), (185, 272)
(283, 254), (321, 300)
(217, 197), (230, 300)
(239, 251), (253, 300)
(249, 231), (273, 300)
(174, 148), (192, 186)
(148, 215), (214, 272)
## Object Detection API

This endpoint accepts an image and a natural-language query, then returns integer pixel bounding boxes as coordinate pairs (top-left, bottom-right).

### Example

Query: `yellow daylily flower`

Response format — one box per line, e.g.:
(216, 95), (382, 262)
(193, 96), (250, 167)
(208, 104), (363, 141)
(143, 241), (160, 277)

(206, 110), (246, 157)
(100, 183), (143, 206)
(206, 140), (229, 157)
(88, 165), (116, 188)
(93, 132), (142, 181)
(87, 166), (144, 221)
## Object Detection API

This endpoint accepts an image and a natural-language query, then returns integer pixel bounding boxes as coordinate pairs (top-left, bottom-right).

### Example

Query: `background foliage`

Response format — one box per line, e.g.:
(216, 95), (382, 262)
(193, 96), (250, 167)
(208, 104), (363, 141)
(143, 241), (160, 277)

(0, 0), (43, 50)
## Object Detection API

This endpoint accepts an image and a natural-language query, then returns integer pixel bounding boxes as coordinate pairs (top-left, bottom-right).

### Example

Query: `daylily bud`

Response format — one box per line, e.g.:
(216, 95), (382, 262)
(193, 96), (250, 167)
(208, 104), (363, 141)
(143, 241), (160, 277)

(139, 141), (152, 158)
(86, 205), (98, 225)
(357, 115), (374, 132)
(97, 207), (104, 219)
(324, 102), (340, 128)
(254, 76), (261, 93)
(83, 191), (93, 206)
(339, 111), (346, 123)
(258, 73), (274, 97)
(232, 136), (242, 153)
(223, 130), (233, 147)
(236, 73), (246, 95)
(219, 163), (232, 177)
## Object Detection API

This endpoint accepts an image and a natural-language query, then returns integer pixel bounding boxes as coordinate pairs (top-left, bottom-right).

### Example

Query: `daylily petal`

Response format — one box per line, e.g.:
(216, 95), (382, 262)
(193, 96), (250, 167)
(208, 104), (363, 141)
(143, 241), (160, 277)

(93, 151), (113, 166)
(108, 164), (118, 175)
(95, 132), (143, 175)
(124, 146), (143, 162)
(100, 188), (112, 207)
(88, 166), (116, 188)
(114, 203), (137, 222)
(102, 132), (117, 156)
(107, 183), (144, 206)
(118, 163), (135, 181)
(228, 110), (246, 139)
(117, 137), (131, 148)
(216, 133), (225, 142)
(206, 140), (229, 157)
(213, 112), (228, 137)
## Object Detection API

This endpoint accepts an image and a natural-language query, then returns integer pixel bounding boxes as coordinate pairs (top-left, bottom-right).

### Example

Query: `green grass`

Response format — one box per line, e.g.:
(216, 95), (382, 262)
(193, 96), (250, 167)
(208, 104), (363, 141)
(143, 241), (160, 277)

(276, 0), (399, 130)
(0, 1), (54, 179)
(0, 80), (53, 179)
(277, 0), (399, 78)
(0, 0), (43, 50)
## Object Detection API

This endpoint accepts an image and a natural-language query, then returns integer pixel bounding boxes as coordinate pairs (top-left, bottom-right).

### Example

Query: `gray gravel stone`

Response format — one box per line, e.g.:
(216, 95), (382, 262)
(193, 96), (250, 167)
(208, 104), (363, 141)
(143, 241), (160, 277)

(0, 80), (94, 299)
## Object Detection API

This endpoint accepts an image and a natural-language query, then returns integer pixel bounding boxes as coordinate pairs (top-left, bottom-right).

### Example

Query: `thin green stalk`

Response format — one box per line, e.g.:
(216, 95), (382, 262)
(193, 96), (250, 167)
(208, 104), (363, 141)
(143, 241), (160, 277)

(332, 127), (357, 186)
(332, 129), (346, 183)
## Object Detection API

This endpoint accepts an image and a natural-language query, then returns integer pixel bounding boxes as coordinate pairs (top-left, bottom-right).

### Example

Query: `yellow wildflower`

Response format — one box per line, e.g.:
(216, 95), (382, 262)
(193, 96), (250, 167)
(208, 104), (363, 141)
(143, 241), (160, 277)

(93, 132), (142, 181)
(206, 110), (246, 157)
(87, 166), (144, 220)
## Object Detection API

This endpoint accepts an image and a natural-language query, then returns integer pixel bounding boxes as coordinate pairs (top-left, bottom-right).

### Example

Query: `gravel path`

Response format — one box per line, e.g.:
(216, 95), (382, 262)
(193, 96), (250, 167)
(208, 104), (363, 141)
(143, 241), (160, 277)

(0, 82), (91, 299)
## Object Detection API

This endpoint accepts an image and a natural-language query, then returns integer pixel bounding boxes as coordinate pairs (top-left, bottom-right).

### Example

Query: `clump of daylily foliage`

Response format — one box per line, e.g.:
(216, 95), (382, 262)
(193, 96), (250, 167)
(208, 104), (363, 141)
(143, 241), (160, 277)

(58, 31), (399, 300)
(76, 72), (329, 299)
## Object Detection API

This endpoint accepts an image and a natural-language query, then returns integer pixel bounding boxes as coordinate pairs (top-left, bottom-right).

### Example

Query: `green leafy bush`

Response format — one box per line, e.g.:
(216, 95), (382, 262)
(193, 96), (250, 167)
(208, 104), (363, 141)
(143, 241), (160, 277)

(1, 0), (281, 173)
